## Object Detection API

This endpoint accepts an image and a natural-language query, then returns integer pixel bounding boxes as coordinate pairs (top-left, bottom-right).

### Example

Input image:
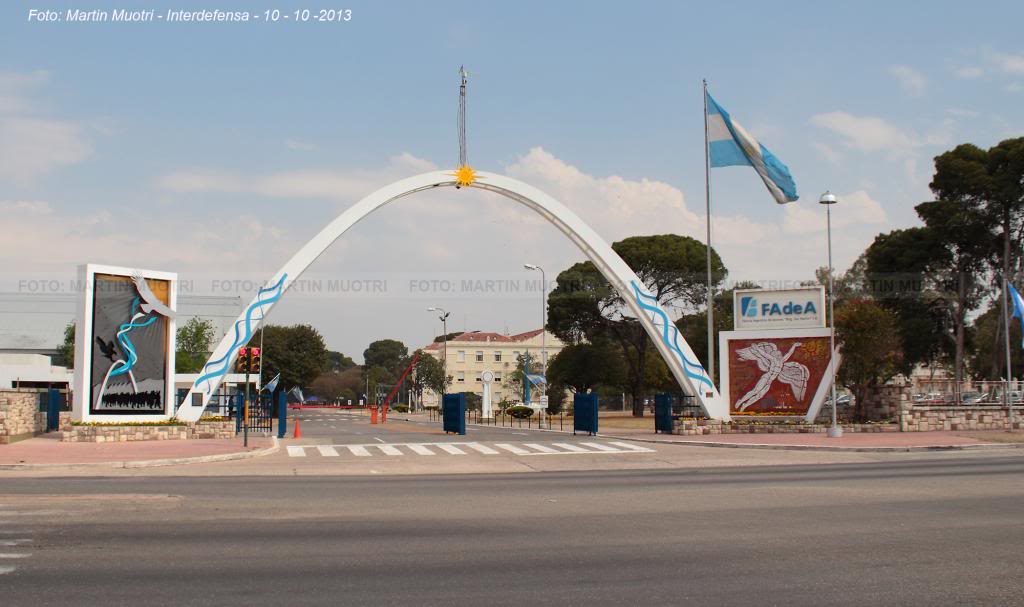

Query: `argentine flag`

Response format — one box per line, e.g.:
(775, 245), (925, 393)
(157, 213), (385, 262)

(706, 92), (798, 204)
(1008, 282), (1024, 346)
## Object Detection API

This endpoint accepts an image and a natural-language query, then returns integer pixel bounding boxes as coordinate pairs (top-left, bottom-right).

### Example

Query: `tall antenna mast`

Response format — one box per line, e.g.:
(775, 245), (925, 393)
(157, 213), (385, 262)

(458, 65), (468, 167)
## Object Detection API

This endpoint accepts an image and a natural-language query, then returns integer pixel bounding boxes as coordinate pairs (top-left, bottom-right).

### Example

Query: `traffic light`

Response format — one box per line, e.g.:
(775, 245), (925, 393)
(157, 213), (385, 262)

(236, 347), (250, 373)
(250, 347), (261, 374)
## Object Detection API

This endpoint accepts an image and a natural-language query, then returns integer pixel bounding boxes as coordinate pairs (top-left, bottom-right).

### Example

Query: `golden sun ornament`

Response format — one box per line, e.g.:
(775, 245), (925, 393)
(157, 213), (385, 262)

(451, 164), (478, 187)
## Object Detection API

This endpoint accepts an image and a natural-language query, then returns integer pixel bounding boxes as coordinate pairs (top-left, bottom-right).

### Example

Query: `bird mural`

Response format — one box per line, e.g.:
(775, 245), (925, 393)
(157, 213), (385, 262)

(734, 341), (810, 411)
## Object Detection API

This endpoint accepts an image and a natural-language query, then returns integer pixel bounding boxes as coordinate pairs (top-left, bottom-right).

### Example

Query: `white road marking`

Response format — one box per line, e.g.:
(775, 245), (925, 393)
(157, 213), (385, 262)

(551, 443), (590, 453)
(0, 566), (15, 575)
(436, 444), (466, 455)
(580, 442), (620, 452)
(465, 443), (500, 455)
(377, 445), (403, 456)
(494, 443), (531, 455)
(286, 446), (306, 457)
(407, 445), (436, 455)
(0, 553), (31, 559)
(348, 446), (372, 457)
(374, 437), (385, 443)
(523, 443), (560, 454)
(606, 441), (656, 453)
(0, 540), (31, 547)
(316, 446), (340, 457)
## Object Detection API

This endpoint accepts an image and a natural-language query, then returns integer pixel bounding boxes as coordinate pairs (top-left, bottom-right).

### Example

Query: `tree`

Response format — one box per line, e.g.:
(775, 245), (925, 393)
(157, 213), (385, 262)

(969, 303), (1023, 380)
(56, 321), (75, 368)
(546, 343), (625, 394)
(834, 299), (903, 421)
(310, 372), (348, 403)
(676, 281), (760, 372)
(260, 324), (329, 390)
(364, 365), (396, 404)
(411, 351), (449, 401)
(363, 339), (409, 377)
(175, 317), (216, 373)
(507, 352), (542, 403)
(547, 234), (727, 416)
(326, 351), (356, 372)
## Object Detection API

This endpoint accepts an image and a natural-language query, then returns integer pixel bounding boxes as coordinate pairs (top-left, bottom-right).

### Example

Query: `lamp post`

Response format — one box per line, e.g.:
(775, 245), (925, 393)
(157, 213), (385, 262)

(524, 264), (547, 410)
(820, 191), (843, 439)
(427, 307), (450, 396)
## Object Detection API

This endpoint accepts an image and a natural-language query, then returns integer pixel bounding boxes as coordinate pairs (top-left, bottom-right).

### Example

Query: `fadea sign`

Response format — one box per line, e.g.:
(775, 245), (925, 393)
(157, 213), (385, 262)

(733, 287), (825, 331)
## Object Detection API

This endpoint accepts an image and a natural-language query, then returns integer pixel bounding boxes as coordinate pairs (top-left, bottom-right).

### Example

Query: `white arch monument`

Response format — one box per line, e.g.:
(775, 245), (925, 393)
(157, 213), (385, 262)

(175, 170), (730, 422)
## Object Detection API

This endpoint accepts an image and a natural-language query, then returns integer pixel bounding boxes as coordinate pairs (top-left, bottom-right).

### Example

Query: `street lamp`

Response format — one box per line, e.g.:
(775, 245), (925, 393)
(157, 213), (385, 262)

(524, 264), (547, 410)
(426, 307), (451, 395)
(820, 191), (842, 439)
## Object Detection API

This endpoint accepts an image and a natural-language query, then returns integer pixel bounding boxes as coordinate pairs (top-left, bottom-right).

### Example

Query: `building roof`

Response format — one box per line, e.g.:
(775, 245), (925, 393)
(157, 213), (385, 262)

(421, 329), (547, 351)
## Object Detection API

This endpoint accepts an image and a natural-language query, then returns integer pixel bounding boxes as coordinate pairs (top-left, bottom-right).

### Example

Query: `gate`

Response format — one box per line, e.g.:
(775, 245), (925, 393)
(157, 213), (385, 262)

(249, 393), (273, 434)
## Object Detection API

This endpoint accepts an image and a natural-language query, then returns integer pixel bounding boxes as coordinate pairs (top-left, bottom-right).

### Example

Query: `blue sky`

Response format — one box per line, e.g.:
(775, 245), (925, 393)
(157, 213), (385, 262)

(2, 1), (1022, 359)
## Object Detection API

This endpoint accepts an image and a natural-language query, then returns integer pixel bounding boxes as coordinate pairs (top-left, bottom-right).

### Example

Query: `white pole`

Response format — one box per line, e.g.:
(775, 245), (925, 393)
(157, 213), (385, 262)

(703, 78), (715, 387)
(1003, 276), (1015, 430)
(821, 192), (842, 438)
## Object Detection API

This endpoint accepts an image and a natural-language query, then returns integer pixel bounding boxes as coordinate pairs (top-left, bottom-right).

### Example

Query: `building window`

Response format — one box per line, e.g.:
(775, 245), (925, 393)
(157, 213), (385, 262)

(474, 373), (482, 383)
(494, 373), (502, 383)
(475, 351), (484, 362)
(512, 350), (520, 360)
(457, 350), (465, 362)
(456, 371), (465, 383)
(494, 351), (502, 362)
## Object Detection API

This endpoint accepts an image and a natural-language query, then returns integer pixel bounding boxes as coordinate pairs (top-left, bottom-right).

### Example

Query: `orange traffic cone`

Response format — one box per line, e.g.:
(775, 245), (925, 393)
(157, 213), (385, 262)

(293, 419), (302, 438)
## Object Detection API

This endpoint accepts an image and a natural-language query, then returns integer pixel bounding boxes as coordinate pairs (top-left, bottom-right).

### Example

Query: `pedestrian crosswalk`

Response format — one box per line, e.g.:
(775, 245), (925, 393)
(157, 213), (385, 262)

(286, 441), (654, 458)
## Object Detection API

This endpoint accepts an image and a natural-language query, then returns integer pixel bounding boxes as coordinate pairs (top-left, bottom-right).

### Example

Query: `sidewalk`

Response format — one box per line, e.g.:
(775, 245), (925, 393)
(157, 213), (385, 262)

(603, 428), (1024, 452)
(0, 433), (277, 469)
(401, 412), (1024, 452)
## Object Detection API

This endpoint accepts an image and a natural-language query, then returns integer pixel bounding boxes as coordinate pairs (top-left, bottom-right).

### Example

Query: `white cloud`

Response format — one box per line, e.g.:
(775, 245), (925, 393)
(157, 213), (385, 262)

(953, 66), (984, 79)
(285, 139), (317, 151)
(0, 117), (93, 186)
(809, 112), (916, 154)
(809, 141), (844, 165)
(0, 71), (92, 186)
(888, 65), (927, 95)
(988, 50), (1024, 75)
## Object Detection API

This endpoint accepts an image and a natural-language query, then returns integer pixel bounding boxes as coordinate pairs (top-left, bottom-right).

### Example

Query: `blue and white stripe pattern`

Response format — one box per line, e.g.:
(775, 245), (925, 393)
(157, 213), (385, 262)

(706, 91), (798, 204)
(1009, 282), (1024, 346)
(630, 281), (713, 390)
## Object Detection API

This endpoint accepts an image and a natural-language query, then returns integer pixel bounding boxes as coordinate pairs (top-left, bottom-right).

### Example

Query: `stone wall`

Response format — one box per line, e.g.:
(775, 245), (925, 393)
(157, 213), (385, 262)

(901, 405), (1023, 432)
(674, 419), (897, 436)
(0, 390), (47, 444)
(60, 419), (236, 443)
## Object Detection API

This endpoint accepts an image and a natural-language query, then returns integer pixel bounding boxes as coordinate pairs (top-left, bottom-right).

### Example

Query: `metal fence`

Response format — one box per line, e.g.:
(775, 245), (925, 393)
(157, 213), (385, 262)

(913, 381), (1024, 406)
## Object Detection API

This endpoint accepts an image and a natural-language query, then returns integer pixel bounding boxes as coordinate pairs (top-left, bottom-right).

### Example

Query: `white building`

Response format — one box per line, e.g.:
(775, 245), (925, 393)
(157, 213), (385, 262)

(419, 328), (565, 407)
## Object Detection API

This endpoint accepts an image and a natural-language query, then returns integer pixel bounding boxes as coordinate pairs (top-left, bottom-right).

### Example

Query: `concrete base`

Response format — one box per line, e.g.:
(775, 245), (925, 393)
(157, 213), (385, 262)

(826, 426), (844, 438)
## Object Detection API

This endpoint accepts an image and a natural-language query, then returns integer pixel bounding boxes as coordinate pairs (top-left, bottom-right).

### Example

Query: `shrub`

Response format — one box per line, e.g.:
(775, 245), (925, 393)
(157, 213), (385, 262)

(392, 404), (410, 413)
(507, 405), (534, 419)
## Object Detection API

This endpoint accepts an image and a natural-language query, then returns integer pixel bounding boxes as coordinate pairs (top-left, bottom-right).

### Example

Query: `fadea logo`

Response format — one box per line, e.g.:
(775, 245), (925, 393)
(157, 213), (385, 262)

(741, 296), (817, 318)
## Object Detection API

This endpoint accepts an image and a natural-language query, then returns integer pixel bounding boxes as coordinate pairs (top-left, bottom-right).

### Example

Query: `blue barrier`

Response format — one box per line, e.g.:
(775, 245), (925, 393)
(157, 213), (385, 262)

(442, 393), (466, 435)
(276, 391), (287, 438)
(46, 388), (62, 432)
(573, 393), (598, 436)
(655, 393), (674, 434)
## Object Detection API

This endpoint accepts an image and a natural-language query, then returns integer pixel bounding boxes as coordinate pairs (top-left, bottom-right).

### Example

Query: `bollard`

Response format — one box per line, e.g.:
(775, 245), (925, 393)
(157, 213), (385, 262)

(371, 407), (378, 424)
(276, 392), (287, 439)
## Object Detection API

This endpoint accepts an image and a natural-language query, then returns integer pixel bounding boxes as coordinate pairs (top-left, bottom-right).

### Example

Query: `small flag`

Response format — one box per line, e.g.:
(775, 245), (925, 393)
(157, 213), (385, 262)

(525, 373), (547, 387)
(1008, 282), (1024, 346)
(706, 91), (799, 204)
(263, 373), (280, 393)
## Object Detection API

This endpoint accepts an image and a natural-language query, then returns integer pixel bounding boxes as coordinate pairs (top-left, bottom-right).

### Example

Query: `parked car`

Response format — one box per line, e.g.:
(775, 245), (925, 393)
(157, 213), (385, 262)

(959, 391), (986, 405)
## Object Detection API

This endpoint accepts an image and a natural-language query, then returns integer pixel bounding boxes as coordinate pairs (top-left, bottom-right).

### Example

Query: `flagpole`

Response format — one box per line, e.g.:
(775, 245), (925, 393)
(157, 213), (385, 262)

(1004, 275), (1015, 430)
(703, 78), (715, 387)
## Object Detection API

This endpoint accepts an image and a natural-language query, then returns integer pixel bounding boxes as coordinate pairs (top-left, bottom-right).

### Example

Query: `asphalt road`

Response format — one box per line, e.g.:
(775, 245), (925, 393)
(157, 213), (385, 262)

(2, 455), (1023, 606)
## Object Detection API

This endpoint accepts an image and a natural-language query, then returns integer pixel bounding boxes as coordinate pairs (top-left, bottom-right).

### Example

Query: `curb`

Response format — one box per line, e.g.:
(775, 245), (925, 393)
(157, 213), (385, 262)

(402, 416), (1022, 453)
(0, 437), (280, 471)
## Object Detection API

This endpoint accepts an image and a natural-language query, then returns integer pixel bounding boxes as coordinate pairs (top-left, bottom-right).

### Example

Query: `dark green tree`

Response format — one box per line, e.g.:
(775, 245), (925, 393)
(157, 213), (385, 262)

(363, 339), (409, 377)
(260, 324), (329, 390)
(411, 351), (449, 401)
(326, 351), (356, 372)
(834, 299), (903, 421)
(57, 321), (75, 368)
(175, 317), (216, 373)
(546, 342), (626, 394)
(547, 234), (726, 416)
